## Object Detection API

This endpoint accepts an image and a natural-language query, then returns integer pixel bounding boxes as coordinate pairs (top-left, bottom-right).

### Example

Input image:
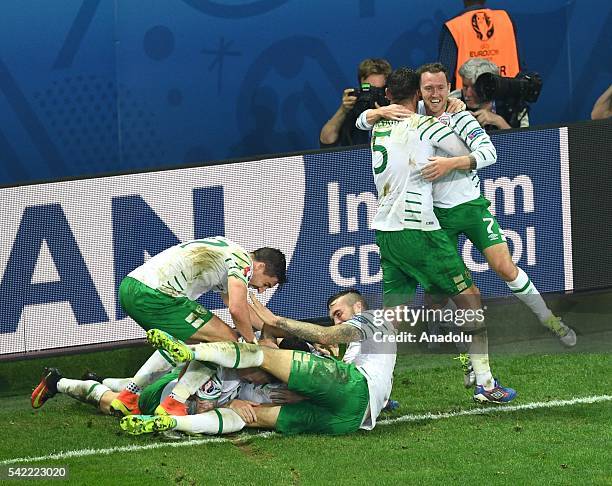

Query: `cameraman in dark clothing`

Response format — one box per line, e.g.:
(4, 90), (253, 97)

(319, 58), (391, 148)
(451, 58), (530, 131)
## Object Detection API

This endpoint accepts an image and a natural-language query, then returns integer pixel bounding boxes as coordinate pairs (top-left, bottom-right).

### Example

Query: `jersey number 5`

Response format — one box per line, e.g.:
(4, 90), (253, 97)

(372, 130), (391, 174)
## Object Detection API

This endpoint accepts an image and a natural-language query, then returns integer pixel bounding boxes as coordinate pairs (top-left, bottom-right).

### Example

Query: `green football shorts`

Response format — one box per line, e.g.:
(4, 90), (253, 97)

(275, 351), (370, 435)
(119, 276), (214, 341)
(434, 195), (506, 252)
(138, 369), (180, 415)
(375, 228), (472, 307)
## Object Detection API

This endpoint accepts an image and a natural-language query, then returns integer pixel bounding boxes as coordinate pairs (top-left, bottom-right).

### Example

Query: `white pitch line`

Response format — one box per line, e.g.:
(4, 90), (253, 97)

(1, 395), (610, 466)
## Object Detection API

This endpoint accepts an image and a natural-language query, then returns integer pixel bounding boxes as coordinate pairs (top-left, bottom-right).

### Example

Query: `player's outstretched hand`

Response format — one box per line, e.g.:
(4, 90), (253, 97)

(250, 293), (279, 327)
(229, 399), (259, 424)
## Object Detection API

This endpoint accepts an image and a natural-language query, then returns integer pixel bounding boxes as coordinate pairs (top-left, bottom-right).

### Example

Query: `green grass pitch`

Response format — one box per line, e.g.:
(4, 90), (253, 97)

(1, 292), (611, 485)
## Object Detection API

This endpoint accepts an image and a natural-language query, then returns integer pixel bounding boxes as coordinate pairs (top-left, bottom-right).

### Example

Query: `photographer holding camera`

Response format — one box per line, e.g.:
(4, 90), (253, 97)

(319, 58), (391, 148)
(452, 58), (541, 131)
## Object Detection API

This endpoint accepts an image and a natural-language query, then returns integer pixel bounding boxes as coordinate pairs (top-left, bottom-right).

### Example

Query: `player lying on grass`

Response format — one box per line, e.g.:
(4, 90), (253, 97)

(110, 236), (287, 418)
(31, 365), (302, 424)
(120, 289), (398, 436)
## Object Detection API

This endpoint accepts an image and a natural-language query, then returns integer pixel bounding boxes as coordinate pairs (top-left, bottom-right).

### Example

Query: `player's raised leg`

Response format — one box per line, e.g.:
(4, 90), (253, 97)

(483, 232), (576, 347)
(147, 329), (294, 383)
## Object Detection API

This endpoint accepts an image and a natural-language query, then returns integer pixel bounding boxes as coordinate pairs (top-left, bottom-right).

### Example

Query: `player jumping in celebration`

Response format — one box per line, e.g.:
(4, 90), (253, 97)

(110, 236), (287, 417)
(120, 289), (397, 436)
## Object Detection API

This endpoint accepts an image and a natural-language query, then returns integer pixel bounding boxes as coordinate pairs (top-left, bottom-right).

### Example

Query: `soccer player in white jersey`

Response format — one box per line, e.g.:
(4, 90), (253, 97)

(359, 63), (575, 352)
(358, 67), (515, 403)
(109, 236), (287, 417)
(418, 62), (575, 347)
(120, 289), (398, 436)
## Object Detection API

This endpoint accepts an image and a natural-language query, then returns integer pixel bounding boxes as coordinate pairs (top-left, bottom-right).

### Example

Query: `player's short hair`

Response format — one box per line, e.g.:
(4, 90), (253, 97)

(459, 58), (499, 84)
(416, 62), (450, 84)
(252, 247), (287, 285)
(385, 67), (420, 102)
(326, 289), (368, 310)
(357, 58), (392, 84)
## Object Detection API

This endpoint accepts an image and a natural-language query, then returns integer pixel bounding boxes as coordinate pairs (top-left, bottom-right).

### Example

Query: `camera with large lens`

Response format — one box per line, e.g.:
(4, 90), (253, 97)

(349, 83), (389, 115)
(474, 71), (543, 104)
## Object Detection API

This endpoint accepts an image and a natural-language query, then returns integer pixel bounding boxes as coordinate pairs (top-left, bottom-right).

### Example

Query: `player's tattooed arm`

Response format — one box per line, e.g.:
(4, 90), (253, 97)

(275, 318), (361, 345)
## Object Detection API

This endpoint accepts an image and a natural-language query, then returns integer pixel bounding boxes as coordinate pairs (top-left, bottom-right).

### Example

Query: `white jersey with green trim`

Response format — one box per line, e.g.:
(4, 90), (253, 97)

(344, 310), (396, 430)
(370, 115), (473, 231)
(416, 103), (498, 208)
(128, 236), (253, 300)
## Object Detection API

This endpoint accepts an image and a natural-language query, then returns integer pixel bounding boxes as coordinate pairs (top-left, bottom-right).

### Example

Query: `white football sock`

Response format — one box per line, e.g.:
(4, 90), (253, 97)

(170, 361), (216, 404)
(174, 409), (246, 435)
(57, 379), (110, 405)
(193, 342), (264, 369)
(102, 378), (131, 392)
(470, 354), (494, 390)
(130, 350), (176, 390)
(507, 267), (553, 322)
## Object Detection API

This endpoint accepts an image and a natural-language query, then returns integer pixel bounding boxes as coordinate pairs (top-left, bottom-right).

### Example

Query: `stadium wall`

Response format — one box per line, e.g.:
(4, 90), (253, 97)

(0, 0), (610, 186)
(0, 119), (610, 358)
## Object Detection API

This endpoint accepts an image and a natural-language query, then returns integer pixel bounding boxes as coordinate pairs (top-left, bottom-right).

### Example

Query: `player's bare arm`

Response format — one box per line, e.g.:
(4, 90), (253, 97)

(226, 277), (257, 343)
(251, 294), (361, 344)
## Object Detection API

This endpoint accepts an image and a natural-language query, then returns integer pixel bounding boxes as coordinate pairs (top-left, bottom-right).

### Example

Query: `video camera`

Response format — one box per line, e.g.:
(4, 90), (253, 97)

(474, 71), (543, 104)
(348, 83), (389, 114)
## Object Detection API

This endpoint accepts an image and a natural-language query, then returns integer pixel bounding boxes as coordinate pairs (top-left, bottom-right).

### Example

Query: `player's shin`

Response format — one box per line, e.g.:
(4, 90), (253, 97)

(131, 350), (177, 390)
(174, 409), (246, 435)
(193, 342), (264, 368)
(506, 267), (552, 321)
(57, 379), (110, 406)
(170, 361), (216, 404)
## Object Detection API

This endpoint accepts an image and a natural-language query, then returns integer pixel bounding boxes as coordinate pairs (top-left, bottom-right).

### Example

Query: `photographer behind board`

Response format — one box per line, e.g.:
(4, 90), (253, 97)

(319, 58), (391, 148)
(452, 58), (542, 131)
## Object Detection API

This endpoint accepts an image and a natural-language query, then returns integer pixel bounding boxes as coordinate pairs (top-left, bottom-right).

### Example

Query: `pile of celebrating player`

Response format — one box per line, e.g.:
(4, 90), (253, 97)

(31, 62), (576, 437)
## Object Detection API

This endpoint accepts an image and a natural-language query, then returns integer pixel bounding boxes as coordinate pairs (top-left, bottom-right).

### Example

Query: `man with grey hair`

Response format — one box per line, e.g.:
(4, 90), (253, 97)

(453, 58), (529, 131)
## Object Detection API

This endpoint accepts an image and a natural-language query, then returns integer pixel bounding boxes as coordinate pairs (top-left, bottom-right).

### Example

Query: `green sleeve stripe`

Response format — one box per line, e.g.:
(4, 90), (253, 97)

(437, 131), (453, 143)
(232, 342), (241, 368)
(405, 209), (421, 214)
(417, 117), (434, 129)
(486, 148), (496, 159)
(452, 112), (471, 125)
(174, 276), (184, 291)
(406, 191), (421, 195)
(429, 125), (449, 141)
(419, 122), (439, 140)
(433, 128), (454, 142)
(405, 200), (422, 205)
(181, 270), (187, 281)
(404, 218), (421, 222)
(232, 252), (251, 266)
(214, 408), (223, 434)
(459, 119), (480, 137)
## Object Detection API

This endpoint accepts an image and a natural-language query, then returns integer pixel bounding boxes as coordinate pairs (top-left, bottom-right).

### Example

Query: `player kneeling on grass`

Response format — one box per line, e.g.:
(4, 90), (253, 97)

(110, 236), (286, 418)
(120, 290), (397, 436)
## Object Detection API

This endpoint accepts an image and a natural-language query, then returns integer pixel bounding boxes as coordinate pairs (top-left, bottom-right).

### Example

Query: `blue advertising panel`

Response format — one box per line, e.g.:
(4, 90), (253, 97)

(0, 126), (573, 355)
